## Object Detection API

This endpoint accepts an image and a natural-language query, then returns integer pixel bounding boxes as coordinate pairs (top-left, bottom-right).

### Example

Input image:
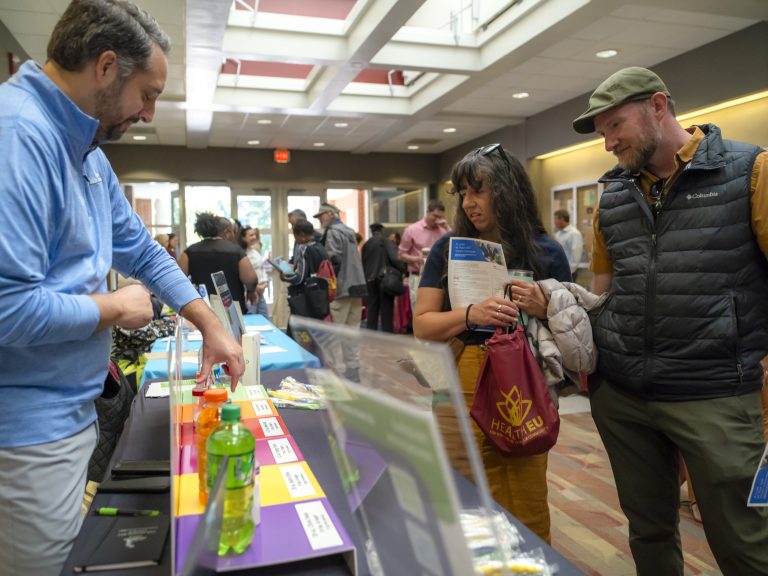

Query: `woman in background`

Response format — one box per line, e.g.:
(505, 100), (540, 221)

(166, 233), (177, 259)
(179, 212), (257, 314)
(413, 144), (571, 543)
(240, 226), (270, 318)
(153, 232), (169, 250)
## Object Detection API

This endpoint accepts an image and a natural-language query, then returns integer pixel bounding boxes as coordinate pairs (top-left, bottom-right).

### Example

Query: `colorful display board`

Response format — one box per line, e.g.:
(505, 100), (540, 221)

(168, 320), (356, 574)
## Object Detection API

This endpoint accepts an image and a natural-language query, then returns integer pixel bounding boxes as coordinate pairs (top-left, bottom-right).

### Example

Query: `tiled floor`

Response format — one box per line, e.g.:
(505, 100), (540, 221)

(548, 398), (721, 575)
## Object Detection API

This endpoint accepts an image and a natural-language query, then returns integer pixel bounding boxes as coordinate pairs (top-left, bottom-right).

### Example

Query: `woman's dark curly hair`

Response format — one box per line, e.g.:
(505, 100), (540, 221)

(449, 145), (546, 278)
(194, 212), (230, 239)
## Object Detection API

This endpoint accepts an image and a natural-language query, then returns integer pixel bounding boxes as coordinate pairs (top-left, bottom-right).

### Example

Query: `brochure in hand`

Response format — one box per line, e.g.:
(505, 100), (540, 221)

(72, 515), (170, 572)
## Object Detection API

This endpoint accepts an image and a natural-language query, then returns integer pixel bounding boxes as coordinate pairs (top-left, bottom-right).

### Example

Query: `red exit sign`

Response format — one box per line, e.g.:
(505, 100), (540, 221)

(274, 149), (290, 164)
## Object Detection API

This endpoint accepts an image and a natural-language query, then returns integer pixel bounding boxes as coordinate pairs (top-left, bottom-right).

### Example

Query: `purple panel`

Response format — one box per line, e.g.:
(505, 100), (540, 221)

(345, 440), (388, 511)
(176, 500), (354, 572)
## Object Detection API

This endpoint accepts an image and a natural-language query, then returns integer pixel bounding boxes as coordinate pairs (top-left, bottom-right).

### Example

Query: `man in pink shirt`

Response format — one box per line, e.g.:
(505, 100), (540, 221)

(399, 200), (450, 313)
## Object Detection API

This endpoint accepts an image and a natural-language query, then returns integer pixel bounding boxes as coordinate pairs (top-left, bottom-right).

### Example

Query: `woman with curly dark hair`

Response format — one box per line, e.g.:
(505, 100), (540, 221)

(414, 144), (571, 543)
(179, 213), (257, 314)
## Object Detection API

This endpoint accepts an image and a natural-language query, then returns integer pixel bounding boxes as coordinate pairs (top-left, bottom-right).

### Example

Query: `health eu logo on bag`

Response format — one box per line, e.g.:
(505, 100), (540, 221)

(470, 323), (559, 456)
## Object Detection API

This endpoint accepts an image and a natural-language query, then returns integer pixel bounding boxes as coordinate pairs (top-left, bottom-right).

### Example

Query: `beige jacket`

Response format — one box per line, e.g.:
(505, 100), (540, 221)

(526, 279), (606, 387)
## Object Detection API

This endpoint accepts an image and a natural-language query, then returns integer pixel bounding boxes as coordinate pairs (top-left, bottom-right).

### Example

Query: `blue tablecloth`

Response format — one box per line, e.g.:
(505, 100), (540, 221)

(141, 314), (320, 385)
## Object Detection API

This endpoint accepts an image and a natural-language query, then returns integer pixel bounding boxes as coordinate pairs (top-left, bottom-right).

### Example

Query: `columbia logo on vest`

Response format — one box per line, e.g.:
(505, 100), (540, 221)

(686, 191), (718, 201)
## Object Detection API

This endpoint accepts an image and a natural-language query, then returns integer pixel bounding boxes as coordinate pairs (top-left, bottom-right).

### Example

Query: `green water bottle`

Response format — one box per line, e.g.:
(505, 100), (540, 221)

(206, 404), (259, 555)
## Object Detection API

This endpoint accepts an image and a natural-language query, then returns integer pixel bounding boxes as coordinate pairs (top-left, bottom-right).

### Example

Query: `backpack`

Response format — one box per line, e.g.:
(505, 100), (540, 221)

(316, 258), (337, 302)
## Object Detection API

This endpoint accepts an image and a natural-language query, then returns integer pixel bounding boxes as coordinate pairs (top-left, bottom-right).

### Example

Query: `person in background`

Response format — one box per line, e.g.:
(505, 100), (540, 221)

(315, 202), (367, 378)
(387, 230), (411, 333)
(166, 232), (177, 259)
(179, 213), (257, 314)
(573, 66), (768, 575)
(399, 199), (451, 314)
(226, 217), (242, 245)
(239, 226), (270, 318)
(414, 144), (571, 543)
(282, 219), (331, 320)
(288, 208), (307, 227)
(361, 223), (405, 333)
(0, 2), (243, 573)
(153, 232), (169, 249)
(553, 209), (583, 280)
(288, 208), (322, 254)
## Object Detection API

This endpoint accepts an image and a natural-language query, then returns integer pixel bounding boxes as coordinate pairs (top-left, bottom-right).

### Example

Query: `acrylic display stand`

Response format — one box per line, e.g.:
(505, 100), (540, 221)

(288, 316), (515, 576)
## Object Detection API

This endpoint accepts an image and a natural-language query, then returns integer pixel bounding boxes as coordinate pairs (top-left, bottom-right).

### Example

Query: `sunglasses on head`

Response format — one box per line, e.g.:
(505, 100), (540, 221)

(474, 143), (511, 169)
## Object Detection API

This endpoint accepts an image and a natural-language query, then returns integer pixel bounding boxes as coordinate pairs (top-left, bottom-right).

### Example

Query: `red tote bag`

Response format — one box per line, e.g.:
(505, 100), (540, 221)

(470, 323), (560, 456)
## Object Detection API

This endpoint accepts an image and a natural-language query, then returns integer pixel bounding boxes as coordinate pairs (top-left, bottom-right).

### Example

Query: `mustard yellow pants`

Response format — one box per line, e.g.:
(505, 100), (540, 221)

(438, 344), (551, 543)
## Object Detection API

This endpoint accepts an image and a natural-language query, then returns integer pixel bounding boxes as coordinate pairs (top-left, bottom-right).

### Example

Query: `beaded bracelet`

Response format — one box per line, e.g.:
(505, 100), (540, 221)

(465, 304), (477, 331)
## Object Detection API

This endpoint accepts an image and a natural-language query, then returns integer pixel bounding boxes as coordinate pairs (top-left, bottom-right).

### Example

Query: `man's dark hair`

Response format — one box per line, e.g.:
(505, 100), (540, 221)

(47, 0), (170, 79)
(427, 199), (445, 213)
(292, 219), (315, 237)
(194, 212), (230, 239)
(288, 209), (308, 220)
(554, 209), (570, 223)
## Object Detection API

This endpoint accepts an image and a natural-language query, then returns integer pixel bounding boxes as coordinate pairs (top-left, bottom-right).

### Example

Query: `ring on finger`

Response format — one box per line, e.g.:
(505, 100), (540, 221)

(496, 304), (501, 313)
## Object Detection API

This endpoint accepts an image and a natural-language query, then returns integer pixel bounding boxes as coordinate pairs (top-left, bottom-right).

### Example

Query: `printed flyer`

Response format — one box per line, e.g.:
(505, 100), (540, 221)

(447, 237), (508, 311)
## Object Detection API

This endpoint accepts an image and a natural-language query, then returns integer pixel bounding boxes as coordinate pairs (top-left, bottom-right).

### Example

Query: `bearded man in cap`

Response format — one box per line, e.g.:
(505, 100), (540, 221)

(574, 66), (768, 575)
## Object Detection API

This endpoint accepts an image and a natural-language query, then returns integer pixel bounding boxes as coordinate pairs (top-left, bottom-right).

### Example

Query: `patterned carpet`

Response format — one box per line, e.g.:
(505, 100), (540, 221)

(548, 410), (721, 576)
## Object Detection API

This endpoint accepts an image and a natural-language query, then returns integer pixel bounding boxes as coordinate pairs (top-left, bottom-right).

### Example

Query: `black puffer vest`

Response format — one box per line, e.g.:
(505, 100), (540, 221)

(594, 124), (768, 400)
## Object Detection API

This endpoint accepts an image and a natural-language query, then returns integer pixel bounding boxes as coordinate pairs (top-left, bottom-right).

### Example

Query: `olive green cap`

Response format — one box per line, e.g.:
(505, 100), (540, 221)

(572, 67), (670, 134)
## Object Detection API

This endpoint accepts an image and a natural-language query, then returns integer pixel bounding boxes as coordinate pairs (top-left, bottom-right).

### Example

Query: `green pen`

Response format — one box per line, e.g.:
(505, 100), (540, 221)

(95, 507), (160, 517)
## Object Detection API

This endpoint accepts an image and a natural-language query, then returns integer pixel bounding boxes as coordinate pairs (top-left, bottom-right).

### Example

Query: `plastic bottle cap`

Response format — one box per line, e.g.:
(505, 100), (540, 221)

(221, 404), (241, 422)
(192, 386), (206, 397)
(203, 388), (228, 402)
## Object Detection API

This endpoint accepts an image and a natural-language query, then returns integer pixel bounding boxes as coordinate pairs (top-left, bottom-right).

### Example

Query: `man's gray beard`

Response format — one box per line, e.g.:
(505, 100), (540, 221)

(92, 78), (127, 145)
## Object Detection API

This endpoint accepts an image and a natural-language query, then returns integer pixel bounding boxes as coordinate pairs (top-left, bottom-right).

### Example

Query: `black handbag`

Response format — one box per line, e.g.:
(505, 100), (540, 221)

(380, 267), (405, 296)
(288, 276), (330, 319)
(88, 360), (137, 482)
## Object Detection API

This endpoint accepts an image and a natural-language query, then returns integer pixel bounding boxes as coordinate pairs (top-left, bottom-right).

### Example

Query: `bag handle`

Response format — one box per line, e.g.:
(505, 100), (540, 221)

(499, 284), (528, 335)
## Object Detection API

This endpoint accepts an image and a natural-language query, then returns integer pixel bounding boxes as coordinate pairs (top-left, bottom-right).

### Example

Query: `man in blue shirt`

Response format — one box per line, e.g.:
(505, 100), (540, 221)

(0, 2), (244, 574)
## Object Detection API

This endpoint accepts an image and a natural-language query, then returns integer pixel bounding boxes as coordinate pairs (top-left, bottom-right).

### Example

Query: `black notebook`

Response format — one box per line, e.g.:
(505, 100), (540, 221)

(73, 515), (170, 572)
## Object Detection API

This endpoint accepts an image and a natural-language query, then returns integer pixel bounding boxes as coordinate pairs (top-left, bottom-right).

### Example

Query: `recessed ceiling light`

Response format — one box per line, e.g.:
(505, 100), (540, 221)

(247, 140), (260, 145)
(334, 122), (348, 128)
(443, 127), (457, 133)
(313, 142), (325, 147)
(512, 92), (529, 99)
(408, 145), (419, 150)
(257, 119), (272, 125)
(132, 135), (147, 141)
(595, 49), (618, 59)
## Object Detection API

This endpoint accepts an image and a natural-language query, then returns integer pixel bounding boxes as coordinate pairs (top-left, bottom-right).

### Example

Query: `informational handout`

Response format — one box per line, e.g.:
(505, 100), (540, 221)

(447, 237), (508, 309)
(748, 443), (768, 506)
